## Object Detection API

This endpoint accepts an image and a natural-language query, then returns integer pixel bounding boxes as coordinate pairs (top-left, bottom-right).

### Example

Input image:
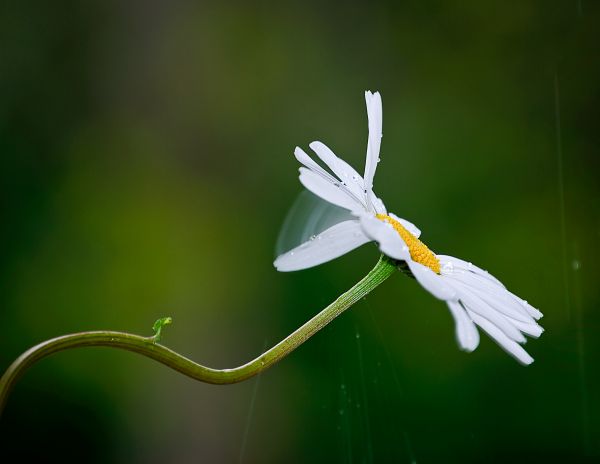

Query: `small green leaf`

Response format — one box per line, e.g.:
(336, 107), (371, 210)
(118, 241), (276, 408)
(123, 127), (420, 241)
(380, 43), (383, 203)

(152, 317), (173, 343)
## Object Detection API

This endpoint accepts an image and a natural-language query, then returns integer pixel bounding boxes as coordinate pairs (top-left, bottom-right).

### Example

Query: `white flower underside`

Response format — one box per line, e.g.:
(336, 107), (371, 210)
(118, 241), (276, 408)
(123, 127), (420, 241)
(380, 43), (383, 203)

(274, 90), (544, 365)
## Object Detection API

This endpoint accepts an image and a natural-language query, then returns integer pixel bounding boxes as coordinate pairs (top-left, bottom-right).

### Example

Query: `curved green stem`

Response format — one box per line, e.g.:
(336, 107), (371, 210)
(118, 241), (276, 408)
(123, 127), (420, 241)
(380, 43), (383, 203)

(0, 255), (396, 415)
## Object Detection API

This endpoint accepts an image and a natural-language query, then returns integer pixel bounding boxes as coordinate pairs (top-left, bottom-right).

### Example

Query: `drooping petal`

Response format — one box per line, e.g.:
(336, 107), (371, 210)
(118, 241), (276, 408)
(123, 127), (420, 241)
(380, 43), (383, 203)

(388, 212), (421, 238)
(359, 214), (409, 261)
(504, 316), (544, 338)
(309, 141), (365, 200)
(446, 300), (480, 352)
(445, 267), (544, 322)
(363, 91), (382, 191)
(274, 220), (370, 271)
(509, 296), (543, 320)
(447, 273), (534, 323)
(406, 260), (457, 301)
(299, 167), (363, 212)
(445, 270), (531, 319)
(466, 310), (534, 365)
(455, 286), (526, 343)
(437, 255), (505, 288)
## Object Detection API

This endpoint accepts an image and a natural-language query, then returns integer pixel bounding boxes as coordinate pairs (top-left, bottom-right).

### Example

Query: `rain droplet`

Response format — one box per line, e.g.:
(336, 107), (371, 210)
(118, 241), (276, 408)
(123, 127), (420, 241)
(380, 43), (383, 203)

(442, 262), (454, 273)
(377, 158), (381, 163)
(572, 260), (581, 270)
(355, 332), (360, 339)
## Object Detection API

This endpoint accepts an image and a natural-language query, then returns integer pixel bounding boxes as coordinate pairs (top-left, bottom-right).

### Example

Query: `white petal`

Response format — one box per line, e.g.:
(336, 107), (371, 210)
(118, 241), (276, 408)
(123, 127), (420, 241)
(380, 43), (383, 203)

(275, 190), (355, 257)
(456, 286), (525, 343)
(299, 167), (362, 212)
(447, 300), (480, 352)
(388, 212), (421, 238)
(295, 148), (366, 209)
(274, 220), (370, 271)
(446, 271), (529, 318)
(294, 147), (336, 183)
(359, 214), (409, 261)
(309, 141), (365, 199)
(504, 316), (544, 338)
(407, 260), (457, 301)
(509, 296), (543, 320)
(447, 269), (543, 321)
(367, 190), (387, 214)
(364, 91), (382, 191)
(448, 274), (534, 323)
(437, 255), (505, 288)
(466, 311), (534, 365)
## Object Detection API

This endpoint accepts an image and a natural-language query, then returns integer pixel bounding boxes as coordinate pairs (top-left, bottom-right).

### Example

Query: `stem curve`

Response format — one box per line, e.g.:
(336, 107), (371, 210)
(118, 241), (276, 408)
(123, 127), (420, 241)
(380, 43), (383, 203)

(0, 255), (396, 415)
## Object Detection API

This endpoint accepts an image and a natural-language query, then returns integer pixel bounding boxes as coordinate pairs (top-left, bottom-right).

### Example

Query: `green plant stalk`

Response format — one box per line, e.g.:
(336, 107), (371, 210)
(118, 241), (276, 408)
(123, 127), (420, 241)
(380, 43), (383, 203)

(0, 255), (396, 415)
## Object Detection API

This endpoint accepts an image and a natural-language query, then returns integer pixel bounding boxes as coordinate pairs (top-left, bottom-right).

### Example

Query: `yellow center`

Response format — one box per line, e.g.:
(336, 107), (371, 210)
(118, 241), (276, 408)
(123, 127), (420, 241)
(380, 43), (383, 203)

(376, 214), (441, 274)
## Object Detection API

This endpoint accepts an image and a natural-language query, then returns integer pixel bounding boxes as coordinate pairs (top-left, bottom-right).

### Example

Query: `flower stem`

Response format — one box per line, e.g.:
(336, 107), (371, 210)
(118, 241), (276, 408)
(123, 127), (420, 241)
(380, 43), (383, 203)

(0, 255), (396, 415)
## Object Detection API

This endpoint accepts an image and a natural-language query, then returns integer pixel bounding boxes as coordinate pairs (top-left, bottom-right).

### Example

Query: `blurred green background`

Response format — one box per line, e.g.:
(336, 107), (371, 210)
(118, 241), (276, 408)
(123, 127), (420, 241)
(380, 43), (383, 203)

(1, 1), (599, 462)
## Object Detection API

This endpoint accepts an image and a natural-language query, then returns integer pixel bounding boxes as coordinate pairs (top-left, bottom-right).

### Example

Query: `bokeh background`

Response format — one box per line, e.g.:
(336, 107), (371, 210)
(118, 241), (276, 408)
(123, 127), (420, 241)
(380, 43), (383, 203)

(1, 1), (599, 462)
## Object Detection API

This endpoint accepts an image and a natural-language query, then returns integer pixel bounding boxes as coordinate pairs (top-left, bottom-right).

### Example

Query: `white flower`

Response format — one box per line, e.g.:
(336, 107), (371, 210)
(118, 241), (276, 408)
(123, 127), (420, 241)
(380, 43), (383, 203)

(274, 91), (544, 365)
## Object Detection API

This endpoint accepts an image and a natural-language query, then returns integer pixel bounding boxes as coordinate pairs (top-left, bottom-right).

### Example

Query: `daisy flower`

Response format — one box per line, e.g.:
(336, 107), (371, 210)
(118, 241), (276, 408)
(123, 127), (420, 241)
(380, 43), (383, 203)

(274, 91), (543, 365)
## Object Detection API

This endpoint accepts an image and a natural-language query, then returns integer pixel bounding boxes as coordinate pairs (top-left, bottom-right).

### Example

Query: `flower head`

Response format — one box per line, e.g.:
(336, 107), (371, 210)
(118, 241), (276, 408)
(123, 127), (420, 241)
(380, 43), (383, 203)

(274, 91), (543, 365)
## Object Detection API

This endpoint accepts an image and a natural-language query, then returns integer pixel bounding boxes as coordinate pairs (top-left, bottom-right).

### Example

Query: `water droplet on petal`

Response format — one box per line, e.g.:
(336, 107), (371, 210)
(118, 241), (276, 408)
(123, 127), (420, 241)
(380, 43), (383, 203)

(442, 261), (454, 274)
